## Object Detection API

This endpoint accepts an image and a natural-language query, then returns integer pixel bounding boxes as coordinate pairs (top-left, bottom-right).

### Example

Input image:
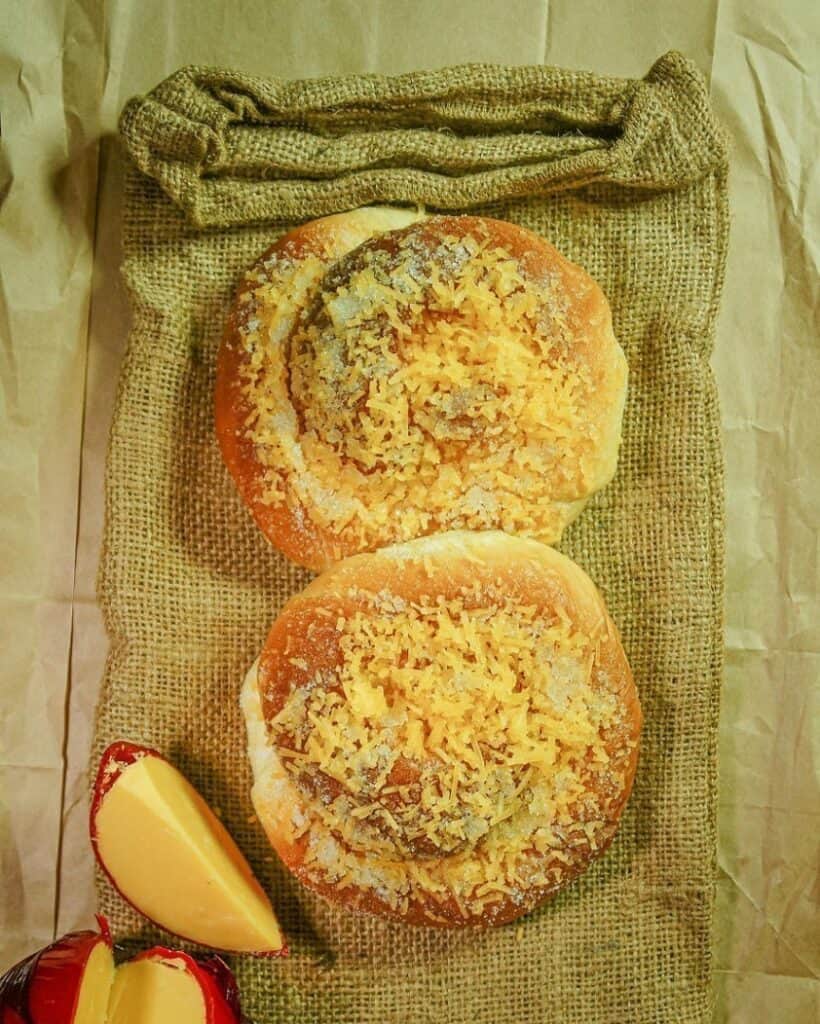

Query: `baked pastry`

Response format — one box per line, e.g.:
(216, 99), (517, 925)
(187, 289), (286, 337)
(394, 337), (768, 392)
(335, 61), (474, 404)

(216, 209), (627, 571)
(242, 531), (641, 928)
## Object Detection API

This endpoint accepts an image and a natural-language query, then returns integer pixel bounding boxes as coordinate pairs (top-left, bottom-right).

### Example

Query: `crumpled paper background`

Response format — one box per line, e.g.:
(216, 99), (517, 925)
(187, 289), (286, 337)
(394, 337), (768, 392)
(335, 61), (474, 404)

(0, 1), (817, 1020)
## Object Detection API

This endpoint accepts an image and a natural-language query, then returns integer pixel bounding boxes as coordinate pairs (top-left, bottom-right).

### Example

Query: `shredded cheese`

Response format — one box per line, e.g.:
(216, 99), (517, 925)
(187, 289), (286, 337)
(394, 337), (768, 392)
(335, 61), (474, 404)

(265, 579), (634, 921)
(235, 220), (620, 551)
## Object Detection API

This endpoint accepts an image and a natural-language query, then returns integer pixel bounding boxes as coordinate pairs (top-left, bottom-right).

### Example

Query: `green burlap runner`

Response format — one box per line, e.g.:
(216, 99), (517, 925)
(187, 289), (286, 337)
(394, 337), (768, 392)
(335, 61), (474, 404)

(96, 52), (728, 1023)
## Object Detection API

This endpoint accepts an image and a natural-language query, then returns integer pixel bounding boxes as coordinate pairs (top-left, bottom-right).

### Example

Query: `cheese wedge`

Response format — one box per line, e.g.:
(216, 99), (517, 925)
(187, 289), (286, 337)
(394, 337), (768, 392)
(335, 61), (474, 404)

(91, 742), (286, 955)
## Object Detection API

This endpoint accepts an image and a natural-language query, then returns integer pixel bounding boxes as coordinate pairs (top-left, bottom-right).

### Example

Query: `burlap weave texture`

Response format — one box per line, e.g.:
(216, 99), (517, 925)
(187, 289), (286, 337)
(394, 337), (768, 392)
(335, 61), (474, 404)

(96, 51), (728, 1023)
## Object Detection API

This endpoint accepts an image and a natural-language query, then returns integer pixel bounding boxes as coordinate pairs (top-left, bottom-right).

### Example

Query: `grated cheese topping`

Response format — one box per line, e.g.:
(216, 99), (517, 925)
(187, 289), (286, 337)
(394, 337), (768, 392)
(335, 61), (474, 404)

(264, 579), (635, 921)
(235, 218), (621, 552)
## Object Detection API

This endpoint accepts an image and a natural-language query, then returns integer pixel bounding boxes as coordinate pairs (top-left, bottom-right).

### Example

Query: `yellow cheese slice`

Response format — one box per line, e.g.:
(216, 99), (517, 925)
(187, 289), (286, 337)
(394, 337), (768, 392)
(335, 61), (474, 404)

(94, 753), (283, 953)
(106, 957), (205, 1024)
(74, 939), (115, 1024)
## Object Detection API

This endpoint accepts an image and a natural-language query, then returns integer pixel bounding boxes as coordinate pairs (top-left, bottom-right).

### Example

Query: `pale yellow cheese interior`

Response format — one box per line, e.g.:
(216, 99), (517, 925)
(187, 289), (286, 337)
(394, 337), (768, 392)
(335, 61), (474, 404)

(74, 939), (115, 1024)
(106, 957), (205, 1024)
(95, 754), (283, 952)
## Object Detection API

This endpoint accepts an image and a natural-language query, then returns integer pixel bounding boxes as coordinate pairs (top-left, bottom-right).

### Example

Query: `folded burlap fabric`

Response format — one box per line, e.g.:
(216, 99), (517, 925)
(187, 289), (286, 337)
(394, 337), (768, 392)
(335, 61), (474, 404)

(96, 51), (728, 1024)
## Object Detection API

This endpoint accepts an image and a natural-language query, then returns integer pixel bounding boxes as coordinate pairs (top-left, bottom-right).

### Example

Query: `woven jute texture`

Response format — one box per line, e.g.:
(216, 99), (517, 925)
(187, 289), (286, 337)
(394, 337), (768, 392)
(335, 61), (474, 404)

(96, 52), (728, 1024)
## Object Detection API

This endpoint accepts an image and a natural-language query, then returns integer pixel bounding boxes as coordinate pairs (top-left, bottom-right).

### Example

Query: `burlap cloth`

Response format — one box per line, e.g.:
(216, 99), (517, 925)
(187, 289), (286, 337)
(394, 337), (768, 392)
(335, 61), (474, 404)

(95, 52), (728, 1023)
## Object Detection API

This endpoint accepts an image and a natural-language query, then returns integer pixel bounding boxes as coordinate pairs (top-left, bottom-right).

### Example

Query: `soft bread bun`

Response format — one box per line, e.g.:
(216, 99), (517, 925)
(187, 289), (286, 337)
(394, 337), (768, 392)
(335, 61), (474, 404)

(217, 210), (627, 572)
(242, 531), (641, 928)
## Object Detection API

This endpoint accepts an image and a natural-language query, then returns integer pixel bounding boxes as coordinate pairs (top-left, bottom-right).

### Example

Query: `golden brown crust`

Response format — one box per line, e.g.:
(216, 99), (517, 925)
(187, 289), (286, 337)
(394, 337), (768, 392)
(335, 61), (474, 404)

(243, 532), (641, 928)
(216, 210), (627, 572)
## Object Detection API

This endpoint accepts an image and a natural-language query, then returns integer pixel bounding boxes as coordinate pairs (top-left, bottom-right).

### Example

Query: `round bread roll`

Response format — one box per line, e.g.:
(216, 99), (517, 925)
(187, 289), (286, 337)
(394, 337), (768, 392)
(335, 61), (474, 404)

(217, 209), (627, 572)
(242, 531), (641, 928)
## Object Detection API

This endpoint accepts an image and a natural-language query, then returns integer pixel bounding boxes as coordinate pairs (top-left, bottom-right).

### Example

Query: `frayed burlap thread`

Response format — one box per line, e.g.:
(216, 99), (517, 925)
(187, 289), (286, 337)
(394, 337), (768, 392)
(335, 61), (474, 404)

(96, 51), (727, 1024)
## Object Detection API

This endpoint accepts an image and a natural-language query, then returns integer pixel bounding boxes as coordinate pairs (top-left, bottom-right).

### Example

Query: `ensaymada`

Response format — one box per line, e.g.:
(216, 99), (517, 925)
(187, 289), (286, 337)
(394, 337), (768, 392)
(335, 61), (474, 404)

(217, 211), (628, 571)
(242, 531), (641, 928)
